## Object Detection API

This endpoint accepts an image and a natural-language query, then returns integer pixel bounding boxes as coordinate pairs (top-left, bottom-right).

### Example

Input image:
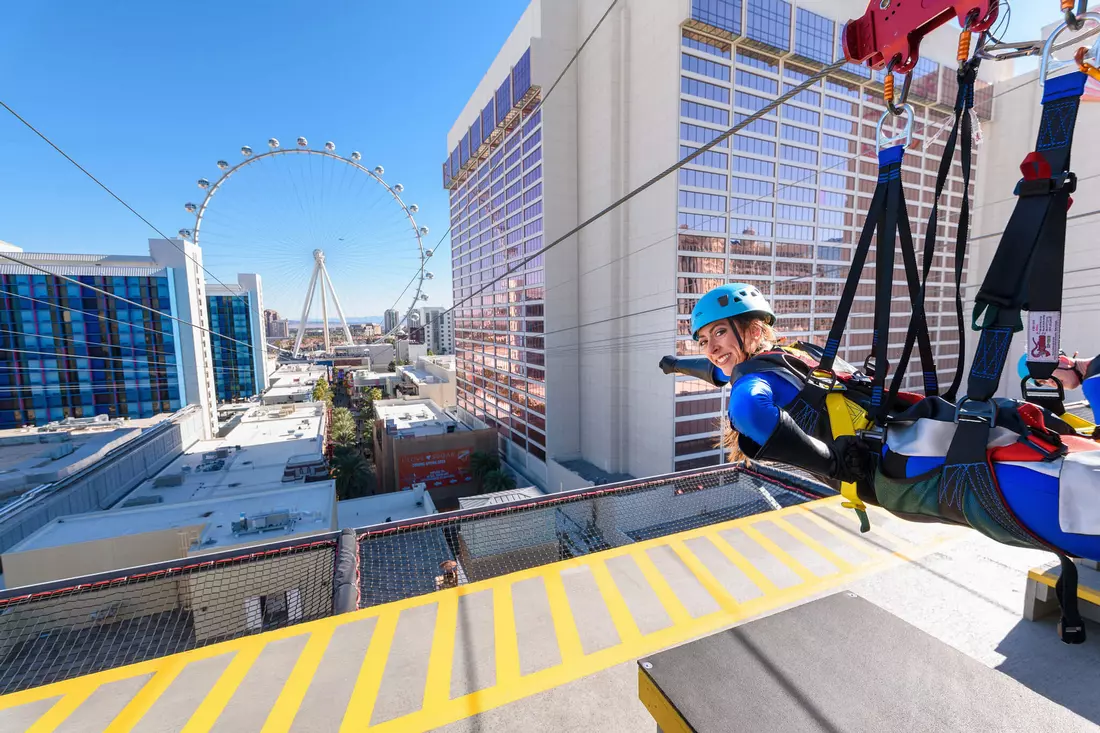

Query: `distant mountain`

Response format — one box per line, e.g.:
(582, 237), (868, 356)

(287, 317), (382, 326)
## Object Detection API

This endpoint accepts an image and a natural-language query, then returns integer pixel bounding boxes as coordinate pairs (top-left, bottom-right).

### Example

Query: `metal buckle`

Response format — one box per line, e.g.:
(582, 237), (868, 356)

(954, 397), (997, 428)
(1021, 376), (1066, 404)
(1040, 12), (1100, 86)
(857, 425), (886, 447)
(807, 369), (839, 392)
(876, 104), (914, 151)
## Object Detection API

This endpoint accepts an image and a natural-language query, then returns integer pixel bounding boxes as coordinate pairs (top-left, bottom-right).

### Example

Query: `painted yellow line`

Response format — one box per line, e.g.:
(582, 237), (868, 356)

(542, 569), (585, 666)
(103, 659), (187, 733)
(772, 516), (855, 573)
(794, 505), (882, 559)
(178, 643), (264, 733)
(260, 625), (336, 733)
(630, 548), (693, 626)
(24, 688), (97, 733)
(588, 558), (642, 645)
(822, 504), (915, 550)
(741, 521), (818, 583)
(492, 583), (521, 688)
(1029, 568), (1100, 606)
(422, 593), (459, 710)
(365, 538), (945, 733)
(704, 530), (781, 596)
(339, 611), (399, 733)
(638, 667), (693, 733)
(668, 538), (742, 615)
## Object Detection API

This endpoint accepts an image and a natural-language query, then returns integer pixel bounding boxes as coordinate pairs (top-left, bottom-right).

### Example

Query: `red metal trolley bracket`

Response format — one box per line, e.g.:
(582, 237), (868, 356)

(843, 0), (1000, 73)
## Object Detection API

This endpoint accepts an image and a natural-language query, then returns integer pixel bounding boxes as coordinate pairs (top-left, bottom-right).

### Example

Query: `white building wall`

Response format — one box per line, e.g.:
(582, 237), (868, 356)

(970, 68), (1100, 402)
(150, 239), (218, 438)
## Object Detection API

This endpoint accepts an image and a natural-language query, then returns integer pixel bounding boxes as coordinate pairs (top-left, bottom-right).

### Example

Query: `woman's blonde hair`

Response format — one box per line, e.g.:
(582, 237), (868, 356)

(715, 315), (780, 463)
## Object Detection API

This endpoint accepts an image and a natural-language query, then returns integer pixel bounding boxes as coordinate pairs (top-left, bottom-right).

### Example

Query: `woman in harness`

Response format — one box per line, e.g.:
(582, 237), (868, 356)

(661, 283), (1100, 565)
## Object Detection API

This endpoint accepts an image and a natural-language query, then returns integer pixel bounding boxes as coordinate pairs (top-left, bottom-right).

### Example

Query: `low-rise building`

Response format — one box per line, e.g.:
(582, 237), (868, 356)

(337, 482), (436, 528)
(262, 364), (329, 404)
(1, 402), (336, 588)
(396, 355), (457, 408)
(372, 398), (496, 509)
(351, 369), (400, 399)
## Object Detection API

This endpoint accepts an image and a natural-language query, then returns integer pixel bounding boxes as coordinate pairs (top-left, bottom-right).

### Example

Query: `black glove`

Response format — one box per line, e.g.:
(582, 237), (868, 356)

(832, 434), (876, 485)
(659, 355), (723, 387)
(741, 410), (875, 485)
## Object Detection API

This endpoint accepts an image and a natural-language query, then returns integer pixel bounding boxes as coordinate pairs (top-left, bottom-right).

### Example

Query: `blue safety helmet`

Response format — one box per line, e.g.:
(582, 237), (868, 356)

(1017, 353), (1030, 380)
(691, 283), (775, 339)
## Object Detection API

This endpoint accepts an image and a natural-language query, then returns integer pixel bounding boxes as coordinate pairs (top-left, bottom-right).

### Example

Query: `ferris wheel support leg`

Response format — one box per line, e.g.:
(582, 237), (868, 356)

(320, 267), (331, 354)
(321, 263), (354, 347)
(294, 263), (321, 358)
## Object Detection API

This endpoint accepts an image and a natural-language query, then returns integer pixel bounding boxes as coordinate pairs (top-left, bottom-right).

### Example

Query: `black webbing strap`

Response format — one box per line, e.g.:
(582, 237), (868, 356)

(1056, 555), (1087, 644)
(942, 72), (1088, 564)
(888, 62), (980, 406)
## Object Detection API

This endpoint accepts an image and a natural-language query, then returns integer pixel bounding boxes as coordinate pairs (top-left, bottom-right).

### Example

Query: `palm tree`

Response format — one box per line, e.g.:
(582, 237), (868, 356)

(481, 469), (517, 493)
(470, 451), (500, 479)
(331, 449), (370, 500)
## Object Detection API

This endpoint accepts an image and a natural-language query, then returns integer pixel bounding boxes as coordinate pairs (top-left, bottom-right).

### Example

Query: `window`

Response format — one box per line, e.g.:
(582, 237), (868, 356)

(746, 0), (791, 51)
(783, 84), (820, 107)
(679, 213), (727, 232)
(779, 164), (815, 185)
(682, 53), (731, 81)
(781, 145), (817, 166)
(735, 69), (778, 95)
(736, 47), (778, 73)
(679, 256), (726, 274)
(731, 218), (772, 237)
(683, 31), (732, 59)
(732, 156), (774, 177)
(691, 0), (742, 35)
(777, 204), (814, 222)
(776, 223), (814, 240)
(680, 145), (728, 169)
(679, 234), (726, 253)
(730, 198), (772, 218)
(680, 168), (728, 191)
(794, 8), (834, 64)
(733, 114), (777, 137)
(732, 136), (773, 160)
(679, 190), (728, 212)
(681, 122), (730, 147)
(682, 76), (731, 104)
(731, 176), (773, 197)
(780, 125), (817, 145)
(735, 90), (777, 115)
(682, 100), (730, 126)
(779, 185), (814, 203)
(782, 105), (820, 126)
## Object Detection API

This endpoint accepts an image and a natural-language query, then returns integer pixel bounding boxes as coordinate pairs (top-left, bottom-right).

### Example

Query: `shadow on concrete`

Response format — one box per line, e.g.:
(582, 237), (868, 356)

(994, 616), (1100, 725)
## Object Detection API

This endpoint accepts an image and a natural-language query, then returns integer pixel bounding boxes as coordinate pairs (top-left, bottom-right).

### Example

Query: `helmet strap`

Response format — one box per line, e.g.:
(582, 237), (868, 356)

(728, 317), (745, 353)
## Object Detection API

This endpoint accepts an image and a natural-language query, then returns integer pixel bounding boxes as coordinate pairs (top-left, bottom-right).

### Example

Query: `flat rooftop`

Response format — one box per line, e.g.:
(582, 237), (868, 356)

(337, 490), (437, 528)
(115, 402), (327, 507)
(8, 481), (333, 553)
(376, 399), (468, 437)
(0, 414), (171, 498)
(3, 402), (333, 554)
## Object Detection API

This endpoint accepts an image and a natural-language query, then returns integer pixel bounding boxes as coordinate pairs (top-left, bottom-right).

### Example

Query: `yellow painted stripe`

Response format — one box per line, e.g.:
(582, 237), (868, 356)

(630, 548), (692, 626)
(588, 559), (642, 645)
(772, 516), (854, 573)
(668, 538), (742, 615)
(794, 505), (881, 558)
(260, 626), (336, 733)
(741, 522), (817, 583)
(179, 643), (265, 733)
(366, 540), (946, 733)
(1029, 568), (1100, 606)
(422, 593), (459, 710)
(493, 583), (521, 687)
(24, 688), (97, 733)
(704, 530), (780, 596)
(103, 659), (187, 733)
(543, 570), (585, 665)
(339, 610), (399, 733)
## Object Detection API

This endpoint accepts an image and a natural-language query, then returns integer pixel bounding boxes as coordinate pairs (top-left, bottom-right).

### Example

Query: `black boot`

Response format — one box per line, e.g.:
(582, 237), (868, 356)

(659, 356), (724, 387)
(739, 410), (871, 485)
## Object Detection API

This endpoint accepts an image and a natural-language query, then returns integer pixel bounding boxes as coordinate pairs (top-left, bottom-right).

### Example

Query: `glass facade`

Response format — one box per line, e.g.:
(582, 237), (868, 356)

(676, 15), (989, 470)
(444, 48), (546, 465)
(0, 273), (182, 428)
(207, 293), (257, 402)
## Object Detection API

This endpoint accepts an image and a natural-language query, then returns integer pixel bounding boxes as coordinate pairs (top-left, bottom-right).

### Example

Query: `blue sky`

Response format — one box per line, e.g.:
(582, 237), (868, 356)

(0, 1), (1066, 317)
(0, 0), (528, 318)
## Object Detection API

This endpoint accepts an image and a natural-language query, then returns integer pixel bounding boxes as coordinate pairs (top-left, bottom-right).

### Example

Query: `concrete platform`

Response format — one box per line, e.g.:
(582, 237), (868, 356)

(1, 497), (1098, 732)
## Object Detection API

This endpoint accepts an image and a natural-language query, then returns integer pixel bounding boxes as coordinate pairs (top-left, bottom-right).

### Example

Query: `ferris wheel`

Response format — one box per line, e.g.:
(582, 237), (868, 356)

(179, 137), (436, 356)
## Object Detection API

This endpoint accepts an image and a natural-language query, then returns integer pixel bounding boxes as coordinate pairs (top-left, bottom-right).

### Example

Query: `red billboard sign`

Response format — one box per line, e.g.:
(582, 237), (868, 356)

(397, 448), (473, 491)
